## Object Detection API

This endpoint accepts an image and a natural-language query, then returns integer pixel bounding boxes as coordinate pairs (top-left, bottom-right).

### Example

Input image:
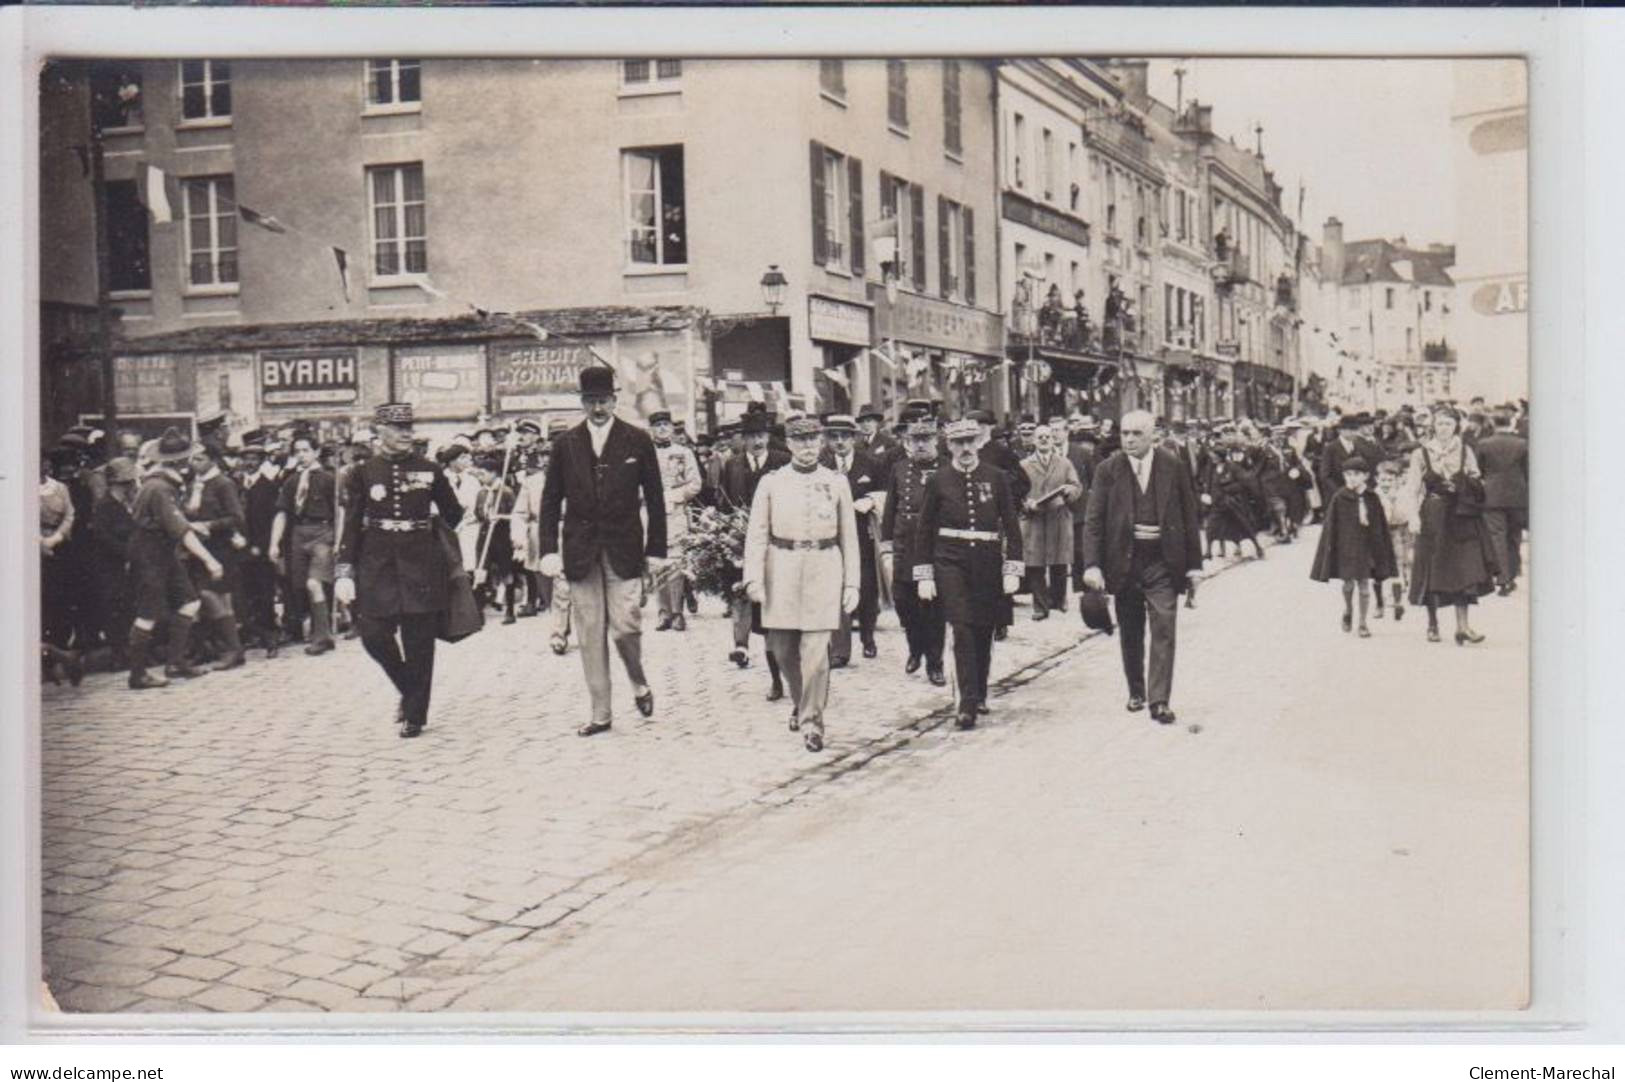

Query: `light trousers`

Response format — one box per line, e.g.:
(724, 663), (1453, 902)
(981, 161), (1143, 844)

(570, 553), (646, 724)
(766, 629), (833, 735)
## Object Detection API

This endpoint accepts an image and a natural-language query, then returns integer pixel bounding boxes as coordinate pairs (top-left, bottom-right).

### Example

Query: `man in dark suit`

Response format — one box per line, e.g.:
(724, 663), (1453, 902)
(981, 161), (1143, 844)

(1081, 409), (1204, 725)
(1066, 415), (1101, 594)
(880, 418), (947, 686)
(538, 366), (667, 736)
(856, 407), (901, 473)
(1477, 409), (1529, 594)
(820, 413), (883, 664)
(720, 411), (790, 677)
(1318, 414), (1385, 498)
(335, 403), (464, 738)
(238, 432), (283, 655)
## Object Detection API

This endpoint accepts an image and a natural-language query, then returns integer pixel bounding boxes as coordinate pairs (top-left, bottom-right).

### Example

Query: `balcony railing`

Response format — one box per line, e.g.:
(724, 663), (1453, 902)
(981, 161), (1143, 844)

(1423, 341), (1458, 366)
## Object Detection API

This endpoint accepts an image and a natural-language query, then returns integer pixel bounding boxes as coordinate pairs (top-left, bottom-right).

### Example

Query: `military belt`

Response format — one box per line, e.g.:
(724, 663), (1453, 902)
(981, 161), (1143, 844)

(939, 528), (1000, 542)
(365, 516), (432, 533)
(770, 536), (838, 551)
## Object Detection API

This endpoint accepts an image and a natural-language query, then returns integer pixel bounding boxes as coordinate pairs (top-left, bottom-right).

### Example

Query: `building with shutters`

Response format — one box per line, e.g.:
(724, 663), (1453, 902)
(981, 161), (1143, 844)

(38, 57), (1003, 444)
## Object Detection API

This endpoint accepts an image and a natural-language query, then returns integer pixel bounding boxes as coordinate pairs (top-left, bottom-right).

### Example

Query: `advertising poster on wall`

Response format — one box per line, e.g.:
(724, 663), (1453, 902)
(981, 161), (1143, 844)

(395, 344), (486, 420)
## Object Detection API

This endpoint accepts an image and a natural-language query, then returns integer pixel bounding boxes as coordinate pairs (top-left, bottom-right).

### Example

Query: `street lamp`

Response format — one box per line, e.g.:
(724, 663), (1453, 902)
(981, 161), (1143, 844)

(759, 265), (788, 315)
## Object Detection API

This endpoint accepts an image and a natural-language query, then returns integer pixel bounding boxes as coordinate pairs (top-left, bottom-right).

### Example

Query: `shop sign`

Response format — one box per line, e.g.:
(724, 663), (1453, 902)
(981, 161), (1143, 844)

(1470, 278), (1528, 316)
(1215, 339), (1241, 357)
(490, 340), (595, 413)
(1002, 190), (1091, 248)
(870, 285), (1003, 356)
(113, 355), (180, 413)
(395, 345), (486, 419)
(260, 349), (360, 406)
(808, 295), (873, 347)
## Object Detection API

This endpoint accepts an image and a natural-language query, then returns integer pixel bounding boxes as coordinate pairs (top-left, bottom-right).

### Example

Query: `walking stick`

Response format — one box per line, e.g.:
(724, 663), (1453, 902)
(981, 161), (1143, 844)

(474, 431), (519, 581)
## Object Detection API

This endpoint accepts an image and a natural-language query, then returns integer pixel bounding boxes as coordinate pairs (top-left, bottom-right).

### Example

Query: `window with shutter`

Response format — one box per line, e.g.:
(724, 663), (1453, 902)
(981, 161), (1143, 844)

(963, 207), (976, 306)
(810, 140), (827, 267)
(887, 60), (909, 130)
(848, 157), (865, 277)
(910, 182), (925, 291)
(938, 197), (950, 299)
(942, 60), (962, 156)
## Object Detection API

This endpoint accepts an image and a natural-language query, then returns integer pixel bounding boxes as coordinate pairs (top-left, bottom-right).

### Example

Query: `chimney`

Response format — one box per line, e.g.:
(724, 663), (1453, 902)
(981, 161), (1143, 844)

(1102, 59), (1149, 102)
(1322, 217), (1345, 285)
(1174, 100), (1213, 138)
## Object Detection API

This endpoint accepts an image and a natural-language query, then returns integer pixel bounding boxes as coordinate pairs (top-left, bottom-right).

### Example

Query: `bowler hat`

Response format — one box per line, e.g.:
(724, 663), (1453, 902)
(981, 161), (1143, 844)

(579, 366), (616, 397)
(1079, 589), (1115, 635)
(739, 412), (771, 436)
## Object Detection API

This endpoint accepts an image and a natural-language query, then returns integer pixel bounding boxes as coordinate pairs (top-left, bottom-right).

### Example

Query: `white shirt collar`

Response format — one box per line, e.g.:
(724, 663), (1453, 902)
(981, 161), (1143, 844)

(588, 418), (613, 455)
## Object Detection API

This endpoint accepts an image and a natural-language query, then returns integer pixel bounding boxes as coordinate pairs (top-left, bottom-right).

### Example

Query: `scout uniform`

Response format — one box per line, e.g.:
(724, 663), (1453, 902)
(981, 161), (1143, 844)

(336, 402), (465, 737)
(126, 428), (209, 689)
(913, 419), (1025, 727)
(879, 420), (946, 684)
(743, 416), (861, 752)
(649, 409), (702, 631)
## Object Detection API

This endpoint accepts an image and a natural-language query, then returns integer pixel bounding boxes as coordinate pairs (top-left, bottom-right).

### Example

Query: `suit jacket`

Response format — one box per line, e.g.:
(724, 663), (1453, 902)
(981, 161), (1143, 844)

(539, 417), (668, 583)
(1065, 441), (1098, 523)
(1475, 432), (1528, 510)
(1081, 448), (1204, 594)
(1319, 435), (1386, 490)
(720, 448), (791, 511)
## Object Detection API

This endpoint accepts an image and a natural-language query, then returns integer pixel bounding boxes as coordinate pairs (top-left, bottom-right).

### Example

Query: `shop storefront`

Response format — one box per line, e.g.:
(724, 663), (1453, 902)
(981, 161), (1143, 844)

(1232, 361), (1294, 423)
(868, 285), (1004, 420)
(806, 296), (871, 416)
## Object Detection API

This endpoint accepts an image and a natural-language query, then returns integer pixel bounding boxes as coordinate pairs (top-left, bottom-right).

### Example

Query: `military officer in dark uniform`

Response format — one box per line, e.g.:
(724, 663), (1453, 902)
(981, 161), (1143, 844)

(335, 402), (464, 738)
(880, 418), (946, 686)
(970, 409), (1028, 640)
(913, 418), (1025, 730)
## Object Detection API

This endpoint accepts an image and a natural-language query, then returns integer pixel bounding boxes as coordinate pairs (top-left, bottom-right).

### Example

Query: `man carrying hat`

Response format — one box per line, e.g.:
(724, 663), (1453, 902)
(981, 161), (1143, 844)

(335, 402), (465, 738)
(538, 366), (668, 737)
(648, 409), (701, 632)
(743, 415), (861, 752)
(913, 418), (1026, 729)
(719, 409), (791, 692)
(125, 428), (226, 689)
(820, 413), (883, 665)
(880, 418), (947, 686)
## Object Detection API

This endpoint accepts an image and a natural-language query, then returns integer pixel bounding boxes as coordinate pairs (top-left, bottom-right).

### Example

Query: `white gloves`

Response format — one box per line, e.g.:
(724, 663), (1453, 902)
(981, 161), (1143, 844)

(917, 580), (938, 602)
(539, 553), (564, 579)
(853, 496), (875, 515)
(335, 577), (357, 605)
(745, 580), (765, 604)
(842, 586), (860, 614)
(1082, 567), (1105, 592)
(1200, 493), (1213, 506)
(1002, 574), (1020, 595)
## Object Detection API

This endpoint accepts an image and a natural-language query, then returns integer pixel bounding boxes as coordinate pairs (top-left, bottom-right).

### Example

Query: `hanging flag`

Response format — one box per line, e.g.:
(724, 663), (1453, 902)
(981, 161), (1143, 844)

(331, 247), (350, 302)
(419, 277), (450, 299)
(142, 164), (173, 224)
(821, 367), (850, 390)
(517, 320), (550, 341)
(237, 204), (288, 234)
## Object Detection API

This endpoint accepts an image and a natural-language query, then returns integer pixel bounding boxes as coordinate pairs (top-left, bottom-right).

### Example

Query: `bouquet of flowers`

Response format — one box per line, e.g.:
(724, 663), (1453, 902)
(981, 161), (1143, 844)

(661, 504), (750, 599)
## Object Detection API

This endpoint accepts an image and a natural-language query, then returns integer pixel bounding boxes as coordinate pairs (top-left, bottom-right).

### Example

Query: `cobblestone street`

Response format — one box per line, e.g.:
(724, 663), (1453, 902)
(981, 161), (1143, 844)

(38, 534), (1528, 1014)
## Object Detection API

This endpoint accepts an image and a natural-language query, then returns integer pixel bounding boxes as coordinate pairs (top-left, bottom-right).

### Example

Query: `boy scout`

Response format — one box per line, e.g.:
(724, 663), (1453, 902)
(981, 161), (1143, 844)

(879, 419), (947, 686)
(913, 418), (1025, 730)
(743, 416), (861, 752)
(335, 402), (465, 738)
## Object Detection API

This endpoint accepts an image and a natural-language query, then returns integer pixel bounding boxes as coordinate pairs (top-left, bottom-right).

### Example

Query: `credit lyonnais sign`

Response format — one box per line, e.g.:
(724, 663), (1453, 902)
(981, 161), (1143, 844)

(1470, 278), (1528, 316)
(261, 349), (359, 406)
(490, 340), (595, 413)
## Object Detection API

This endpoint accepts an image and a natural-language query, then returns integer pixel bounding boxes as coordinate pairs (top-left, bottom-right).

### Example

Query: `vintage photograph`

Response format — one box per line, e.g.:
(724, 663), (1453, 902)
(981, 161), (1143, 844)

(33, 55), (1529, 1015)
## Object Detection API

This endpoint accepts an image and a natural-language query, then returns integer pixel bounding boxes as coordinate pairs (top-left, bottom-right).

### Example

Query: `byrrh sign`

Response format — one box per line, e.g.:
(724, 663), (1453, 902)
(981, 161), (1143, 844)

(261, 349), (360, 406)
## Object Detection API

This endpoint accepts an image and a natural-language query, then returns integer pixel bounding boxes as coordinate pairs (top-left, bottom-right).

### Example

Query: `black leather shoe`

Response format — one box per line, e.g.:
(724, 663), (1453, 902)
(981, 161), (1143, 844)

(905, 654), (923, 675)
(395, 699), (408, 731)
(550, 636), (568, 656)
(266, 644), (280, 659)
(1126, 695), (1146, 713)
(927, 666), (946, 687)
(1426, 626), (1441, 643)
(803, 729), (824, 752)
(671, 613), (686, 632)
(1032, 609), (1049, 622)
(634, 690), (655, 718)
(729, 647), (749, 669)
(164, 662), (209, 679)
(502, 613), (517, 626)
(1150, 702), (1177, 725)
(304, 639), (335, 656)
(862, 641), (877, 660)
(955, 713), (977, 730)
(577, 720), (612, 737)
(766, 681), (785, 703)
(685, 593), (698, 614)
(212, 651), (246, 672)
(830, 657), (849, 670)
(400, 720), (424, 739)
(655, 614), (672, 631)
(976, 702), (990, 716)
(993, 626), (1008, 642)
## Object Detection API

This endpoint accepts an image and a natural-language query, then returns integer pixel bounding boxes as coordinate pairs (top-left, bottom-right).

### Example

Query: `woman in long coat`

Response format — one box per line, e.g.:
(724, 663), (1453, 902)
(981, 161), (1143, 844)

(1407, 407), (1498, 644)
(1018, 427), (1082, 619)
(1201, 444), (1268, 560)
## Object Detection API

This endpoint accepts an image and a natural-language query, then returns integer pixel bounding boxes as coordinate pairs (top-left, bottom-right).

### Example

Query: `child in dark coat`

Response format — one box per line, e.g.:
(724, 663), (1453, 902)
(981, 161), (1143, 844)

(1310, 456), (1399, 637)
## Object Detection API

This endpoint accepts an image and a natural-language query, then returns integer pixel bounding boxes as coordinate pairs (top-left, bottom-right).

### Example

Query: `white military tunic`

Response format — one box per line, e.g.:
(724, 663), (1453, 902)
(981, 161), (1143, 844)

(743, 462), (861, 631)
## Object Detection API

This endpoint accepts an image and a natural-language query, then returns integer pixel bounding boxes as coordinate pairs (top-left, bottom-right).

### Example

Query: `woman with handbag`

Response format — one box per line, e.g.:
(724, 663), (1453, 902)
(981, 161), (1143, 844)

(1407, 407), (1499, 644)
